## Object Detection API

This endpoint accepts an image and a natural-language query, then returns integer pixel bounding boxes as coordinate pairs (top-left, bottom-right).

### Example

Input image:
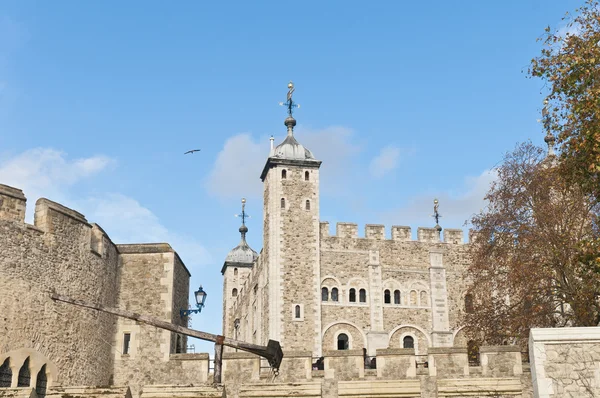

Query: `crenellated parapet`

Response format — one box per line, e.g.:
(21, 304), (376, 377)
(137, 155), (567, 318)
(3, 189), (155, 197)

(320, 221), (473, 244)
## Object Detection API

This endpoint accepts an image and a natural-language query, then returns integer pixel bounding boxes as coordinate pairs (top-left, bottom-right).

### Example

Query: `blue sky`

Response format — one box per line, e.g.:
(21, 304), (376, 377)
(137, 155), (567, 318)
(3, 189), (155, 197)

(0, 0), (581, 354)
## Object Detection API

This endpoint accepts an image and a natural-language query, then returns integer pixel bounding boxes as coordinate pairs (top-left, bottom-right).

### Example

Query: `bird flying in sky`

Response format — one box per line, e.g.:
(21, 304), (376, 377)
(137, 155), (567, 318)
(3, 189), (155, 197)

(184, 149), (201, 154)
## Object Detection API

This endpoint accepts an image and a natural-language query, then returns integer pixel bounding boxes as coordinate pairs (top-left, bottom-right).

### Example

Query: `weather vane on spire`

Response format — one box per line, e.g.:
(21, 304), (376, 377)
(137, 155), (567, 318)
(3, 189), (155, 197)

(279, 81), (300, 116)
(235, 198), (250, 226)
(432, 198), (442, 226)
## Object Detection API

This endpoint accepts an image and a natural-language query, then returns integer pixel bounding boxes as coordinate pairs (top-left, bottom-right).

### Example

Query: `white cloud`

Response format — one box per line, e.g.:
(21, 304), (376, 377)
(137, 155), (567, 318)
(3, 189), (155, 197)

(204, 133), (267, 198)
(80, 195), (212, 268)
(0, 148), (114, 217)
(0, 147), (211, 268)
(369, 146), (401, 178)
(205, 126), (361, 198)
(381, 169), (497, 233)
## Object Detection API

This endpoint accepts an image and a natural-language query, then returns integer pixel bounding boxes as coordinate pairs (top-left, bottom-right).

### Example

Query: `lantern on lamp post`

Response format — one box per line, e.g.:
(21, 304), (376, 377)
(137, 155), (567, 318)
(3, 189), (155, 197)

(180, 286), (207, 317)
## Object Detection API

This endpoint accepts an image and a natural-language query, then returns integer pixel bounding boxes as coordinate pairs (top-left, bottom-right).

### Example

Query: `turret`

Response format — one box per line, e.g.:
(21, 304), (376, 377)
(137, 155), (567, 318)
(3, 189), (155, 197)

(221, 198), (258, 338)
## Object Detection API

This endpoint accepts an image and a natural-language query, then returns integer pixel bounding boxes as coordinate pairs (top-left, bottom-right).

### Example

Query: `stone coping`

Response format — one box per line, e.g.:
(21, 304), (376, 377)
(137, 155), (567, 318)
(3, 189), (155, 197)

(47, 386), (132, 398)
(376, 348), (416, 356)
(36, 198), (89, 226)
(530, 326), (600, 342)
(281, 350), (312, 358)
(222, 352), (260, 360)
(116, 243), (175, 254)
(0, 388), (36, 398)
(427, 347), (467, 355)
(0, 184), (26, 200)
(169, 353), (209, 360)
(480, 345), (521, 353)
(323, 349), (363, 357)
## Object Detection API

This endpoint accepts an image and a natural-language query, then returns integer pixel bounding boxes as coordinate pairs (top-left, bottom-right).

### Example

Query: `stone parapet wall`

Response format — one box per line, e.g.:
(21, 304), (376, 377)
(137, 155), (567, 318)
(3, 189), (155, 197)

(530, 327), (600, 398)
(0, 185), (120, 387)
(427, 347), (469, 378)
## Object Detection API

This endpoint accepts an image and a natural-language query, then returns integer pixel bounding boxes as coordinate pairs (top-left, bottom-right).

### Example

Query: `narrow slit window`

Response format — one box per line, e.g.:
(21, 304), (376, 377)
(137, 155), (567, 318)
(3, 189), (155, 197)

(349, 288), (356, 302)
(384, 289), (391, 304)
(465, 294), (474, 313)
(282, 169), (287, 179)
(123, 333), (131, 355)
(17, 357), (30, 387)
(234, 268), (238, 276)
(232, 288), (238, 297)
(359, 288), (366, 303)
(321, 287), (329, 302)
(294, 305), (301, 319)
(35, 365), (47, 398)
(331, 287), (339, 302)
(0, 358), (12, 388)
(281, 198), (285, 209)
(305, 171), (309, 181)
(305, 200), (311, 210)
(337, 333), (349, 350)
(394, 290), (401, 304)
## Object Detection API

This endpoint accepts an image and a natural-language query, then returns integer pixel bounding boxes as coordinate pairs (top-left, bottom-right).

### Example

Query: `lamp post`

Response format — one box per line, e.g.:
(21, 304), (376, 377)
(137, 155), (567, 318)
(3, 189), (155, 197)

(180, 285), (207, 317)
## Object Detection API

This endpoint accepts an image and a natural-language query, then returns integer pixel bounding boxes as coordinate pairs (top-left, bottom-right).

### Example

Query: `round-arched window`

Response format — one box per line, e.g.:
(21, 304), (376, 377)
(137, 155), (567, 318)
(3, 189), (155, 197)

(403, 336), (414, 349)
(337, 333), (349, 350)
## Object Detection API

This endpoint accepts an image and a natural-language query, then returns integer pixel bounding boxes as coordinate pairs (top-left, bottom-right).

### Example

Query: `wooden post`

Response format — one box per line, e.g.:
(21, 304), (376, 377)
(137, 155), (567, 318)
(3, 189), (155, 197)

(214, 342), (224, 384)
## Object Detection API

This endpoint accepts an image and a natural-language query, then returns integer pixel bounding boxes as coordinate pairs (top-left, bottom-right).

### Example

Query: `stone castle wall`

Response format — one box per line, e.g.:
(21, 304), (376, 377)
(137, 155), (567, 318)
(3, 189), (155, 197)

(112, 244), (191, 395)
(0, 185), (120, 386)
(319, 222), (472, 354)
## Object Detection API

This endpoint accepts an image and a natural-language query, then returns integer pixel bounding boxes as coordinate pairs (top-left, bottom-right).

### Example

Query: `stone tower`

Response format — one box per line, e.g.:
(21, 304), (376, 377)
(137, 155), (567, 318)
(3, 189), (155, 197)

(260, 82), (323, 353)
(221, 198), (258, 341)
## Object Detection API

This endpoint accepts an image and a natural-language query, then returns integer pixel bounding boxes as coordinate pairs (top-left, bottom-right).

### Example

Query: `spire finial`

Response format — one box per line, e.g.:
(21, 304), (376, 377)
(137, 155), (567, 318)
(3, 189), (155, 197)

(279, 81), (300, 136)
(235, 198), (250, 239)
(541, 99), (556, 157)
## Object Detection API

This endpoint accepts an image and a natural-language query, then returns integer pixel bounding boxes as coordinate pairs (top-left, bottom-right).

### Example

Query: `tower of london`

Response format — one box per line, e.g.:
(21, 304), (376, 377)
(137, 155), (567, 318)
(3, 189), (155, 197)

(221, 83), (472, 360)
(1, 83), (596, 398)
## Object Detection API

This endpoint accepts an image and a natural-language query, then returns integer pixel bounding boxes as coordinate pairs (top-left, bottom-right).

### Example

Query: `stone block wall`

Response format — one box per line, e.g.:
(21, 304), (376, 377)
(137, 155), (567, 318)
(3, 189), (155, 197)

(428, 347), (469, 377)
(376, 348), (416, 379)
(112, 244), (192, 395)
(0, 190), (120, 387)
(323, 350), (364, 380)
(480, 346), (523, 378)
(530, 327), (600, 398)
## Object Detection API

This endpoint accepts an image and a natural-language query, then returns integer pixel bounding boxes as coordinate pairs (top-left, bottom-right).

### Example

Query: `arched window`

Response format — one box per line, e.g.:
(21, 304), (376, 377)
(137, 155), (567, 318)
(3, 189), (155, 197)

(305, 200), (311, 210)
(305, 171), (309, 181)
(17, 357), (30, 387)
(468, 340), (480, 366)
(394, 290), (401, 304)
(403, 336), (414, 349)
(420, 291), (428, 306)
(384, 289), (391, 304)
(359, 289), (366, 303)
(349, 288), (356, 303)
(337, 333), (349, 350)
(233, 268), (238, 277)
(331, 288), (338, 302)
(281, 198), (285, 209)
(410, 290), (417, 306)
(36, 365), (47, 398)
(282, 169), (287, 179)
(465, 294), (474, 313)
(295, 305), (301, 319)
(322, 287), (329, 302)
(0, 358), (11, 387)
(232, 288), (238, 297)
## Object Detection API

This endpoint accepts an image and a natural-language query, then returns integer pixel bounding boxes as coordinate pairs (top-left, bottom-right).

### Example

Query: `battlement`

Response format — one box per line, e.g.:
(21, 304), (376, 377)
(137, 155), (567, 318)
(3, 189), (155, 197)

(320, 222), (472, 244)
(0, 184), (27, 222)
